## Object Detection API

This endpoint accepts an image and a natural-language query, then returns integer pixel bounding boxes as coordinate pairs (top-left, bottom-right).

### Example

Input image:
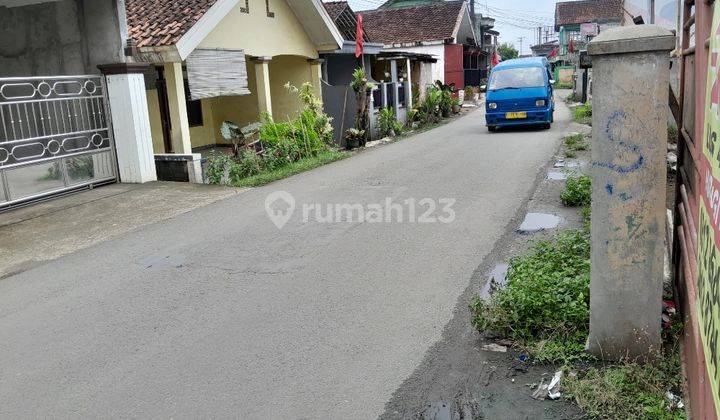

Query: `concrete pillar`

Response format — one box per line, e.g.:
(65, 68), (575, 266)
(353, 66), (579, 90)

(253, 57), (273, 117)
(405, 58), (412, 109)
(164, 62), (192, 154)
(98, 63), (157, 183)
(390, 59), (400, 117)
(308, 58), (324, 97)
(587, 25), (675, 360)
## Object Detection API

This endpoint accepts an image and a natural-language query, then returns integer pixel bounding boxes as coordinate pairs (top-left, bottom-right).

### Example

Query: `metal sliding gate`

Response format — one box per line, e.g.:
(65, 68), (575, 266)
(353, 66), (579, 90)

(0, 75), (117, 209)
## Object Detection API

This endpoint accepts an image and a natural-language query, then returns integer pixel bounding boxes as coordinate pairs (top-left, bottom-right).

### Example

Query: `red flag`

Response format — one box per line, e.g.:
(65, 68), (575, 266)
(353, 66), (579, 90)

(491, 52), (501, 67)
(568, 38), (575, 54)
(548, 47), (558, 58)
(355, 14), (364, 58)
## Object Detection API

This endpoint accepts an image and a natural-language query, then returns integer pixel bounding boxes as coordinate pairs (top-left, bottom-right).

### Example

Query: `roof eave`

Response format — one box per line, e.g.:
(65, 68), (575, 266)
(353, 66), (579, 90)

(175, 0), (240, 60)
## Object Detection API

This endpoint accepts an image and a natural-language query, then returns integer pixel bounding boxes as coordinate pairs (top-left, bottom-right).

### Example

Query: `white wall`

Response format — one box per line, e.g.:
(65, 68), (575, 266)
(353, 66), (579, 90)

(385, 44), (445, 84)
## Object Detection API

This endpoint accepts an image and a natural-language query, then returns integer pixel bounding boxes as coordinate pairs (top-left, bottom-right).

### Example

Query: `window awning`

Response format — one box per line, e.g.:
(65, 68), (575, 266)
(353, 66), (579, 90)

(185, 48), (251, 100)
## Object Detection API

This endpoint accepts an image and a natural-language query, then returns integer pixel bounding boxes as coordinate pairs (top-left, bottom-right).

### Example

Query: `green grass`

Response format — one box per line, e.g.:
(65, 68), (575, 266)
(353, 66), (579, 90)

(564, 133), (589, 156)
(571, 103), (592, 126)
(470, 229), (591, 364)
(565, 344), (685, 419)
(668, 123), (679, 143)
(229, 150), (349, 188)
(554, 82), (573, 89)
(561, 175), (592, 207)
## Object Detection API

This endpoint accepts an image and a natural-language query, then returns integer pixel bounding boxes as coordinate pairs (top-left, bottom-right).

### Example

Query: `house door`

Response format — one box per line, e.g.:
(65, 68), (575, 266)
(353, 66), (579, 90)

(0, 75), (117, 210)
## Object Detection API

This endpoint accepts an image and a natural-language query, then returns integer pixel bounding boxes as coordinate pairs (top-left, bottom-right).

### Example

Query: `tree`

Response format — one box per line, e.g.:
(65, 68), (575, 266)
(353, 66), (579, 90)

(497, 42), (519, 61)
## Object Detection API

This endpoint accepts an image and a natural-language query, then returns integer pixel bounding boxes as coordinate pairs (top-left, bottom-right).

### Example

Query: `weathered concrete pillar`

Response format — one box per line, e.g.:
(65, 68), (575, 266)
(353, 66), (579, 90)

(390, 59), (400, 117)
(253, 57), (273, 117)
(587, 25), (675, 359)
(164, 62), (192, 154)
(404, 58), (413, 109)
(308, 58), (324, 98)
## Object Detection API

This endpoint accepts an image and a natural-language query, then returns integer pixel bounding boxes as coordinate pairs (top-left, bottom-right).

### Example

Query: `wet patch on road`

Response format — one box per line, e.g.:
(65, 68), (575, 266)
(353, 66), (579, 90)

(477, 263), (509, 301)
(517, 212), (561, 234)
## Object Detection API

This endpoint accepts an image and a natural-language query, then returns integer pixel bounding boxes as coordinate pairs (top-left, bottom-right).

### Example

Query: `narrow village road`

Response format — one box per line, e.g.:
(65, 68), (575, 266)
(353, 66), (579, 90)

(0, 100), (570, 418)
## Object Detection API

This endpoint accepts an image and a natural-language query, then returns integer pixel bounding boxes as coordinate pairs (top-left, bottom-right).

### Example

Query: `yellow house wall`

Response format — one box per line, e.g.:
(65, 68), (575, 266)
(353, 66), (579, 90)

(269, 55), (313, 121)
(146, 89), (219, 151)
(198, 0), (319, 59)
(210, 61), (263, 132)
(188, 99), (217, 148)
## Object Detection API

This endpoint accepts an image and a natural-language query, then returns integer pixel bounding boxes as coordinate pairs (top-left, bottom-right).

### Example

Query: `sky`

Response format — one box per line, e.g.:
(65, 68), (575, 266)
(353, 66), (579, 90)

(346, 0), (557, 55)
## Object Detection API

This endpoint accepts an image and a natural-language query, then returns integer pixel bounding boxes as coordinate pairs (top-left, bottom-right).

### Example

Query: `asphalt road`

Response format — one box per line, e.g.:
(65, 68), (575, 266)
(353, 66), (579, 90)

(0, 102), (569, 418)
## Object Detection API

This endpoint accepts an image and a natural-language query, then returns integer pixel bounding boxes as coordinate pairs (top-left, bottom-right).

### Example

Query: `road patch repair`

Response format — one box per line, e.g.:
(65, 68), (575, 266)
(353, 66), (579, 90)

(0, 182), (243, 278)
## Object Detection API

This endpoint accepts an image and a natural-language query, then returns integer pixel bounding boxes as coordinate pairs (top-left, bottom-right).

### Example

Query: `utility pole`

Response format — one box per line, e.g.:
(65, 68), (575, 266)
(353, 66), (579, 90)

(517, 36), (525, 57)
(649, 0), (655, 24)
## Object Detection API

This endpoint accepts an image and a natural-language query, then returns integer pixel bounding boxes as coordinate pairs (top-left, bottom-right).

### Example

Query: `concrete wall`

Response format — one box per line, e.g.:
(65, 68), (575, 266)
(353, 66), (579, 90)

(198, 0), (318, 59)
(324, 54), (362, 86)
(0, 0), (126, 77)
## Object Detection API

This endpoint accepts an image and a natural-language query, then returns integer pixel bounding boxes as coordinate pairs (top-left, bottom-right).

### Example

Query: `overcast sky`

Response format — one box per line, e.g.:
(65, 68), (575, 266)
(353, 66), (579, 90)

(347, 0), (557, 55)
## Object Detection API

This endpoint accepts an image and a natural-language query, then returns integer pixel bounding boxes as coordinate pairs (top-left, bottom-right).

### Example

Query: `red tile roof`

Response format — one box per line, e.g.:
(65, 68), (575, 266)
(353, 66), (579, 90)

(125, 0), (219, 48)
(555, 0), (624, 29)
(361, 1), (465, 45)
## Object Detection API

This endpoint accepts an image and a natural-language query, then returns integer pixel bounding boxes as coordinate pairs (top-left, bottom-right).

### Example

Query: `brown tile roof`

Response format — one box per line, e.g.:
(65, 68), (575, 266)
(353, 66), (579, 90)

(361, 1), (465, 45)
(555, 0), (624, 29)
(322, 1), (371, 42)
(323, 1), (348, 21)
(125, 0), (219, 48)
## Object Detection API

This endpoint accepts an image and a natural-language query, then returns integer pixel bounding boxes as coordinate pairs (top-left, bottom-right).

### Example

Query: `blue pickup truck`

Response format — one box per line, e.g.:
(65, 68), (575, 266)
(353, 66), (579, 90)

(485, 57), (555, 132)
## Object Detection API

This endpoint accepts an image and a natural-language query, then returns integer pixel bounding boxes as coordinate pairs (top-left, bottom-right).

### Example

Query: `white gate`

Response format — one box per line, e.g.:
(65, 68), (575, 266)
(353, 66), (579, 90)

(0, 75), (117, 209)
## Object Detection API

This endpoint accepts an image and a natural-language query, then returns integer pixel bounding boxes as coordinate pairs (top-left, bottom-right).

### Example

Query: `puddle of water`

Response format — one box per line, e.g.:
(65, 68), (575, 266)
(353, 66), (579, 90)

(517, 212), (561, 234)
(479, 263), (509, 300)
(546, 170), (568, 180)
(421, 401), (479, 420)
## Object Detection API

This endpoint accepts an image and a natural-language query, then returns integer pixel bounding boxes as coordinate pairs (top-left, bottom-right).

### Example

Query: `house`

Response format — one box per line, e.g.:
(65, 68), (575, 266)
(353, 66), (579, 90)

(0, 0), (343, 207)
(361, 1), (483, 92)
(125, 0), (343, 181)
(475, 14), (498, 81)
(554, 0), (629, 53)
(320, 1), (382, 142)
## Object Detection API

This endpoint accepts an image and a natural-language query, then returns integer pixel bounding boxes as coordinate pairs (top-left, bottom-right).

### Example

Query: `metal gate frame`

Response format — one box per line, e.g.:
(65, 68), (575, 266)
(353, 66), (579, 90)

(0, 75), (118, 209)
(674, 0), (719, 417)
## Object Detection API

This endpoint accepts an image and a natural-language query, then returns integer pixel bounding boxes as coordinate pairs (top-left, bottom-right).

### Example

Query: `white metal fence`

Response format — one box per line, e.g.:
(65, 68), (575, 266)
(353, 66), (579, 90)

(0, 75), (117, 208)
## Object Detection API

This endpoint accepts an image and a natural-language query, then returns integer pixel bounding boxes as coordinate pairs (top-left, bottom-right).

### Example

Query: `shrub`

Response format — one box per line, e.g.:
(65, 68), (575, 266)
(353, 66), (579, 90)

(464, 85), (474, 99)
(571, 102), (592, 125)
(668, 123), (679, 143)
(561, 175), (592, 207)
(439, 89), (454, 117)
(564, 133), (589, 154)
(378, 107), (403, 137)
(205, 152), (234, 185)
(207, 83), (334, 185)
(565, 353), (685, 419)
(418, 88), (442, 124)
(470, 229), (591, 363)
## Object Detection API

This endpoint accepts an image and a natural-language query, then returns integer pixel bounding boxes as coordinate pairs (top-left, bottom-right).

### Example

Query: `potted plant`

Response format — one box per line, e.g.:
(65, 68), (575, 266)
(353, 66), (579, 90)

(344, 128), (365, 149)
(452, 98), (461, 114)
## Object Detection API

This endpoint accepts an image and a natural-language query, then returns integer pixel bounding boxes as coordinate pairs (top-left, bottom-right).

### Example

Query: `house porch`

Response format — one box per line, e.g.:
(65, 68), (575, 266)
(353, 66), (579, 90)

(144, 55), (323, 182)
